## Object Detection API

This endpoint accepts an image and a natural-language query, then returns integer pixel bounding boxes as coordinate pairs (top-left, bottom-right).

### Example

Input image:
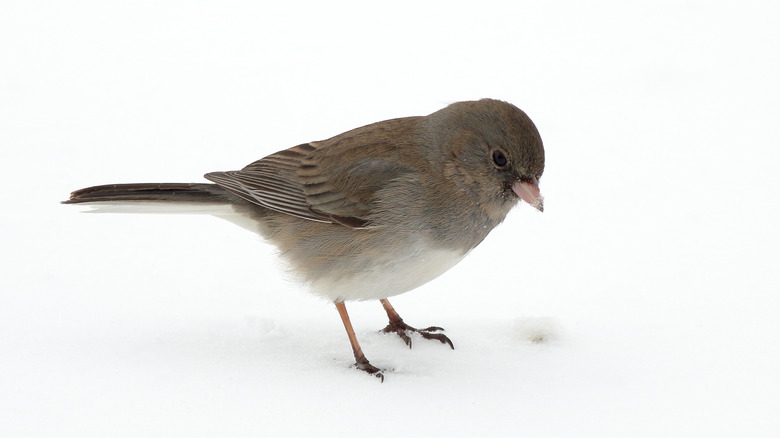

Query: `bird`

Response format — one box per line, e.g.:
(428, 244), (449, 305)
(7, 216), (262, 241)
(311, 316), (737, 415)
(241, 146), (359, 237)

(64, 98), (545, 381)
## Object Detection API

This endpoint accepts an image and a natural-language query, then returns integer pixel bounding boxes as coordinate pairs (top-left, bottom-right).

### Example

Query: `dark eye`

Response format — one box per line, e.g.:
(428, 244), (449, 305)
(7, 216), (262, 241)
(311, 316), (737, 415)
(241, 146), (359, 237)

(491, 149), (508, 168)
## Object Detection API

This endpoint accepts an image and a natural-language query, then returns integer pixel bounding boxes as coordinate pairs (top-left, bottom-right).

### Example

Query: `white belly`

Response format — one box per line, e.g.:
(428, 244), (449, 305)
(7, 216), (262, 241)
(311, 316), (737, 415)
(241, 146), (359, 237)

(308, 245), (467, 302)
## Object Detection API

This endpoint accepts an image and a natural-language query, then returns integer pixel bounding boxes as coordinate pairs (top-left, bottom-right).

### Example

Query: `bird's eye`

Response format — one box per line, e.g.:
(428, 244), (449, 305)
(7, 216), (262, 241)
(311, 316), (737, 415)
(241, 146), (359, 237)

(491, 149), (508, 168)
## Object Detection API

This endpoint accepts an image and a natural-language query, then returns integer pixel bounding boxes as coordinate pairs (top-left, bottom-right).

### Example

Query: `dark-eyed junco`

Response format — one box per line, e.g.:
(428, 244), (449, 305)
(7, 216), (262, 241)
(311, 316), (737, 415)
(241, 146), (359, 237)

(64, 98), (545, 380)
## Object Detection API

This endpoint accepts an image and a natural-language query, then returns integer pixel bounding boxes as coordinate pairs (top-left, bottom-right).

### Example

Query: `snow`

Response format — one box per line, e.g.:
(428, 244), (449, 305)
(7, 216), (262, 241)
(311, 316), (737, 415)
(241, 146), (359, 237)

(2, 1), (779, 436)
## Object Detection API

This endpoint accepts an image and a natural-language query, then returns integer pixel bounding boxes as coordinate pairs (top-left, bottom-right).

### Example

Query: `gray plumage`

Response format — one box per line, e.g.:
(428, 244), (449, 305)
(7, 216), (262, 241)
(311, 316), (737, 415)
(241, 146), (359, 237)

(65, 98), (545, 379)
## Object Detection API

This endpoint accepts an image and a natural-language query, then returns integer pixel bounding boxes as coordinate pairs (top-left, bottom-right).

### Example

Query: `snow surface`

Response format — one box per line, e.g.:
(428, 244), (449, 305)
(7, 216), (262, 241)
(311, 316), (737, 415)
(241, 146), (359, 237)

(2, 1), (779, 436)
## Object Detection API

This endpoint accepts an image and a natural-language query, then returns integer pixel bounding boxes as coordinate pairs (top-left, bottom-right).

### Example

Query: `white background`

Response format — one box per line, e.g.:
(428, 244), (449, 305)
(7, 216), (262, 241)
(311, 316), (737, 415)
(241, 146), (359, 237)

(2, 1), (779, 436)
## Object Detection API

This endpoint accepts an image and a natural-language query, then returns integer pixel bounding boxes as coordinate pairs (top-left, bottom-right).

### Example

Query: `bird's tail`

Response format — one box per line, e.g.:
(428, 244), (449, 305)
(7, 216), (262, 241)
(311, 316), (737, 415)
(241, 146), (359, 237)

(63, 182), (266, 234)
(63, 183), (232, 204)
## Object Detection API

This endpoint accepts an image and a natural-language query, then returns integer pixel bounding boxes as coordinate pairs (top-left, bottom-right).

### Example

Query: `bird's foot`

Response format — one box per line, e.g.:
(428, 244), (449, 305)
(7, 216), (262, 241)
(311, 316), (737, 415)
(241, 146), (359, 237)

(380, 320), (454, 349)
(355, 359), (384, 382)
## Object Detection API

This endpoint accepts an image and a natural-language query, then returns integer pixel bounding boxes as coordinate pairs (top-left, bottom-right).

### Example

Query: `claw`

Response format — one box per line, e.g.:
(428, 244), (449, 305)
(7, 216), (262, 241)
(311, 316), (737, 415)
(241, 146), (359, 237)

(396, 331), (413, 348)
(380, 320), (455, 350)
(355, 359), (384, 382)
(419, 330), (455, 349)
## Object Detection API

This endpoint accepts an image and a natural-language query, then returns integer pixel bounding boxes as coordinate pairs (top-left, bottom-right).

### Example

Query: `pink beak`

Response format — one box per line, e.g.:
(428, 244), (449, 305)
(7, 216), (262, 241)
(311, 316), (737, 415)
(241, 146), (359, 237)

(512, 179), (544, 212)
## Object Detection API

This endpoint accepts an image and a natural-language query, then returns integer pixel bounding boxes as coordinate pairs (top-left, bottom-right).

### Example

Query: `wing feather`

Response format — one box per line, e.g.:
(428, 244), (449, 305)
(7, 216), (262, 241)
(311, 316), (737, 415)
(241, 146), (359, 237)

(204, 118), (422, 229)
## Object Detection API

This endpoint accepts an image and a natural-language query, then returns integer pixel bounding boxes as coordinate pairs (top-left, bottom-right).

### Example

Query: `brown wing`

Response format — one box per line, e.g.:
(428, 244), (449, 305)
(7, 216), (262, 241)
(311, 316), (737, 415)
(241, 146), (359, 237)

(205, 143), (337, 224)
(204, 117), (422, 229)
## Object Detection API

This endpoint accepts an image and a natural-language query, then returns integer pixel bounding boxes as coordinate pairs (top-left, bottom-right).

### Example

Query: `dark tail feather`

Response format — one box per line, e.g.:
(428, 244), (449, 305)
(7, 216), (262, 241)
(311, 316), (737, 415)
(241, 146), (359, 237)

(63, 183), (233, 204)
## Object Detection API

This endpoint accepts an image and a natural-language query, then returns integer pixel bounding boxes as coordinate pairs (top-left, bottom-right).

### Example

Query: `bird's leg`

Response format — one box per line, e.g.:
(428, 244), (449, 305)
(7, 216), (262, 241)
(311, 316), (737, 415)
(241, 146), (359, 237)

(335, 301), (384, 381)
(379, 298), (454, 349)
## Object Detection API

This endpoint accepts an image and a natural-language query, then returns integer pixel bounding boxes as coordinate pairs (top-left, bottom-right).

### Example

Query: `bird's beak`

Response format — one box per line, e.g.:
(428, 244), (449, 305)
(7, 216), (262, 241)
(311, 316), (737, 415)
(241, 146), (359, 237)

(512, 179), (544, 212)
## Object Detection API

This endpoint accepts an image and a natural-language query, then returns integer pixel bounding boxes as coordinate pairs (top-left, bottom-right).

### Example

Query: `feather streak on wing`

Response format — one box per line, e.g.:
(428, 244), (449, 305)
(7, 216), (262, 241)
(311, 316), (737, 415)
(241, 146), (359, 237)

(204, 118), (421, 229)
(204, 143), (365, 227)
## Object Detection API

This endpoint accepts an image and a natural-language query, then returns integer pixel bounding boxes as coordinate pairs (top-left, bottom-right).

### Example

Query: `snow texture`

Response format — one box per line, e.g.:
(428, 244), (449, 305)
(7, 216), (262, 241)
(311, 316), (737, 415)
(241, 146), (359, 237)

(2, 1), (779, 437)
